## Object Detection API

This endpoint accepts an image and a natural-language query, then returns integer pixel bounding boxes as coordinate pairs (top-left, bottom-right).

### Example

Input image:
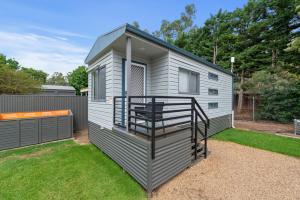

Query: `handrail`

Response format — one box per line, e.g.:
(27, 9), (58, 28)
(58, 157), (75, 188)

(128, 95), (193, 99)
(113, 95), (209, 160)
(194, 98), (210, 128)
(193, 100), (208, 159)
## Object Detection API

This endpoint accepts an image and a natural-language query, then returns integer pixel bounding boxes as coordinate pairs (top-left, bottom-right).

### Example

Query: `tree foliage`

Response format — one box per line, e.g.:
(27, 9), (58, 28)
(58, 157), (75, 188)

(46, 72), (68, 86)
(0, 53), (21, 70)
(0, 67), (41, 94)
(155, 0), (300, 122)
(132, 21), (140, 29)
(246, 69), (300, 122)
(154, 4), (196, 43)
(285, 4), (300, 67)
(21, 67), (48, 84)
(0, 54), (43, 94)
(67, 66), (88, 95)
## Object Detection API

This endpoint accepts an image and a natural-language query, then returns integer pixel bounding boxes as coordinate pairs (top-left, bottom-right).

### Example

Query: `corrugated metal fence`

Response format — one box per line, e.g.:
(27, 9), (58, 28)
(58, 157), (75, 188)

(0, 95), (87, 131)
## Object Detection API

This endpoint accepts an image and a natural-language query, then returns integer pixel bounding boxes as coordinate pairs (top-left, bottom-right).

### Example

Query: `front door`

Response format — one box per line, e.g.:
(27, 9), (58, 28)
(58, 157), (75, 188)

(130, 63), (146, 98)
(121, 61), (146, 126)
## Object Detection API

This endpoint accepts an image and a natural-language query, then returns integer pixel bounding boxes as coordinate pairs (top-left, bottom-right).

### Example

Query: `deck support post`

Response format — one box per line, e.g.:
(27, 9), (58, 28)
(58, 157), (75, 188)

(126, 37), (132, 132)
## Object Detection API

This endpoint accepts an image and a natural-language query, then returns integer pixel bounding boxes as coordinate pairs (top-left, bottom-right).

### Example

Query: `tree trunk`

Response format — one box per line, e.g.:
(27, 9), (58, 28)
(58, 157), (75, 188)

(213, 46), (216, 64)
(213, 42), (218, 64)
(237, 70), (244, 113)
(271, 49), (277, 68)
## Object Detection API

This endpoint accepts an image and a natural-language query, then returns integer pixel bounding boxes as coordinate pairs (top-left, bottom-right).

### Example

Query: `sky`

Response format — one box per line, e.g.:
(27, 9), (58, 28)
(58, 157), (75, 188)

(0, 0), (247, 75)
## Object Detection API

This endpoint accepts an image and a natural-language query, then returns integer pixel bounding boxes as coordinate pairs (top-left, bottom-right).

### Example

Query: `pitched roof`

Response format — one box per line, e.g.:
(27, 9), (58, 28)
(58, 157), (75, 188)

(85, 23), (233, 76)
(41, 85), (75, 91)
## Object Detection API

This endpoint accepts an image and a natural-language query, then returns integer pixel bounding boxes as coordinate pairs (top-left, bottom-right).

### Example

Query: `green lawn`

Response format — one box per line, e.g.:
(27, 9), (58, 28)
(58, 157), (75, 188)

(213, 129), (300, 158)
(0, 140), (145, 200)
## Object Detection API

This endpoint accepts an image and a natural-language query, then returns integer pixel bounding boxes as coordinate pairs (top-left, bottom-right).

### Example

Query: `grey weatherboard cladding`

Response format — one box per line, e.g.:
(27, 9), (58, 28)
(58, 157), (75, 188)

(89, 121), (192, 192)
(0, 114), (73, 151)
(89, 114), (231, 192)
(89, 122), (150, 189)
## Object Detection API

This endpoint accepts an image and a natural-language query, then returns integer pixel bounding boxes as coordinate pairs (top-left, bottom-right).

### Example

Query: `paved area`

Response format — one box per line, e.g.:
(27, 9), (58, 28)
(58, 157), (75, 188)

(152, 140), (300, 200)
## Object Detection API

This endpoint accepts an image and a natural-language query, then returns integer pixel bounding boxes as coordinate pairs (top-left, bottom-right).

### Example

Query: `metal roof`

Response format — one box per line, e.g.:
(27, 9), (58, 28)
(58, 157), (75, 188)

(41, 85), (75, 91)
(85, 23), (233, 76)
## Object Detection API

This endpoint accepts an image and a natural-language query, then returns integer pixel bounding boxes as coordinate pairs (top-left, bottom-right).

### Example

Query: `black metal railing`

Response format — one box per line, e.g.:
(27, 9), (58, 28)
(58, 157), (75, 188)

(113, 96), (126, 128)
(113, 96), (209, 160)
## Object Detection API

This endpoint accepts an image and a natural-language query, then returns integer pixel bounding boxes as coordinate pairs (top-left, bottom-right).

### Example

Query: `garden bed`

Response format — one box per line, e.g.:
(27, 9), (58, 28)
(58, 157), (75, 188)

(0, 110), (73, 150)
(235, 120), (295, 136)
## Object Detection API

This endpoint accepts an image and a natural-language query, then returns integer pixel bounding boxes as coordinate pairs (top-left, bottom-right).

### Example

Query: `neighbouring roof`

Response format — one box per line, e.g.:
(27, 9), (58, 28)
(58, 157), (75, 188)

(41, 85), (75, 91)
(85, 23), (233, 76)
(80, 88), (88, 93)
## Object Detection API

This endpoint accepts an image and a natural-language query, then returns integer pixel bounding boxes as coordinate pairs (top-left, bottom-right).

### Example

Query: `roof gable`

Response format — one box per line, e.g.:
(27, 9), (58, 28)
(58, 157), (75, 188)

(85, 25), (126, 64)
(85, 24), (233, 76)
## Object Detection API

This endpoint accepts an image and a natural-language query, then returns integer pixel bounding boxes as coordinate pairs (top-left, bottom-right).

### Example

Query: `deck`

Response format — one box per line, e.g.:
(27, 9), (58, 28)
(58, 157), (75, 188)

(90, 96), (211, 193)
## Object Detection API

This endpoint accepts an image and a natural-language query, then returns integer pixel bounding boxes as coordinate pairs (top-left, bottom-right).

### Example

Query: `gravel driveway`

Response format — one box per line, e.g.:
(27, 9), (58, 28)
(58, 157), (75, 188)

(152, 140), (300, 200)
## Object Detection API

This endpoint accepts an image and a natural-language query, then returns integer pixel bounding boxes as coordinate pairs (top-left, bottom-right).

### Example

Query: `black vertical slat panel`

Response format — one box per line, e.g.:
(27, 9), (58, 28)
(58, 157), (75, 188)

(0, 95), (87, 131)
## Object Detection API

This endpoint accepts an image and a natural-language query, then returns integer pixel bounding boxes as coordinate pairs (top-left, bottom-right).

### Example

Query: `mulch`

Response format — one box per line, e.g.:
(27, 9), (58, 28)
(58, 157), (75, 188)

(234, 120), (299, 138)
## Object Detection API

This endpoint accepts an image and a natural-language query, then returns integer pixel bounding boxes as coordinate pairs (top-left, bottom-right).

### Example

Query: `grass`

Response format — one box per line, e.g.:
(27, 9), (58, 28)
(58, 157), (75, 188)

(0, 140), (145, 200)
(213, 129), (300, 158)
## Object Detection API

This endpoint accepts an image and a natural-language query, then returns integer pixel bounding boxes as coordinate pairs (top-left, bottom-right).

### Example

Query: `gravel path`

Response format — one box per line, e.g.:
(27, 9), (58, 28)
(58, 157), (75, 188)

(152, 140), (300, 200)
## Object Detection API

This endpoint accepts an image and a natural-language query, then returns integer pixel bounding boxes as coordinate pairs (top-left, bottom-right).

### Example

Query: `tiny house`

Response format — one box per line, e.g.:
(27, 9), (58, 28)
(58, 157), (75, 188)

(85, 24), (233, 193)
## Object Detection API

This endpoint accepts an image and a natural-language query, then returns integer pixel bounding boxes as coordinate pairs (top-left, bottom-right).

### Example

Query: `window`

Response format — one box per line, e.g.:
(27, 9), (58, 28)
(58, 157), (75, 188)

(208, 88), (218, 96)
(208, 72), (218, 81)
(92, 66), (106, 101)
(208, 102), (218, 109)
(178, 68), (200, 94)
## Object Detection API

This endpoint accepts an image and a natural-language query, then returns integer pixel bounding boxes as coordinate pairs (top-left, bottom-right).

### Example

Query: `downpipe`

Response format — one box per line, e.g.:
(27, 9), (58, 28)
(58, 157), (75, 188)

(232, 110), (235, 128)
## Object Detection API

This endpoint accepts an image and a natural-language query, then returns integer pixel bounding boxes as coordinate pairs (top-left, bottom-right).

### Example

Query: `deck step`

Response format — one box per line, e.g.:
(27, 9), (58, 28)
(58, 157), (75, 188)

(191, 142), (203, 150)
(191, 142), (205, 158)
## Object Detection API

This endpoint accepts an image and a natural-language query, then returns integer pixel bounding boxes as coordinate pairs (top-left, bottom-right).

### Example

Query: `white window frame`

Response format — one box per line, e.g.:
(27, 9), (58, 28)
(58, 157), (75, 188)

(92, 65), (106, 102)
(178, 68), (200, 95)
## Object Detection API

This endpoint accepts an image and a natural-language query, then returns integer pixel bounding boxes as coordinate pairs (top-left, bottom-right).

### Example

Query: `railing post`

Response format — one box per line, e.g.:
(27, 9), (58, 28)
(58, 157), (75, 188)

(191, 98), (194, 143)
(204, 123), (207, 159)
(195, 110), (198, 160)
(113, 97), (116, 126)
(151, 97), (156, 159)
(127, 96), (131, 131)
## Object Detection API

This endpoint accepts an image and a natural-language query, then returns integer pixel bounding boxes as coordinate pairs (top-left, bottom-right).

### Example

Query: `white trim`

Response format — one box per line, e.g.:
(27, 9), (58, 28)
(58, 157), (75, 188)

(125, 32), (168, 52)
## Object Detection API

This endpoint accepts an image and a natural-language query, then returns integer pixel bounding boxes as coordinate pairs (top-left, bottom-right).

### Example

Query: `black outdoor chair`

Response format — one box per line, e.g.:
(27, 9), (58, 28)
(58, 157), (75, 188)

(134, 102), (165, 134)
